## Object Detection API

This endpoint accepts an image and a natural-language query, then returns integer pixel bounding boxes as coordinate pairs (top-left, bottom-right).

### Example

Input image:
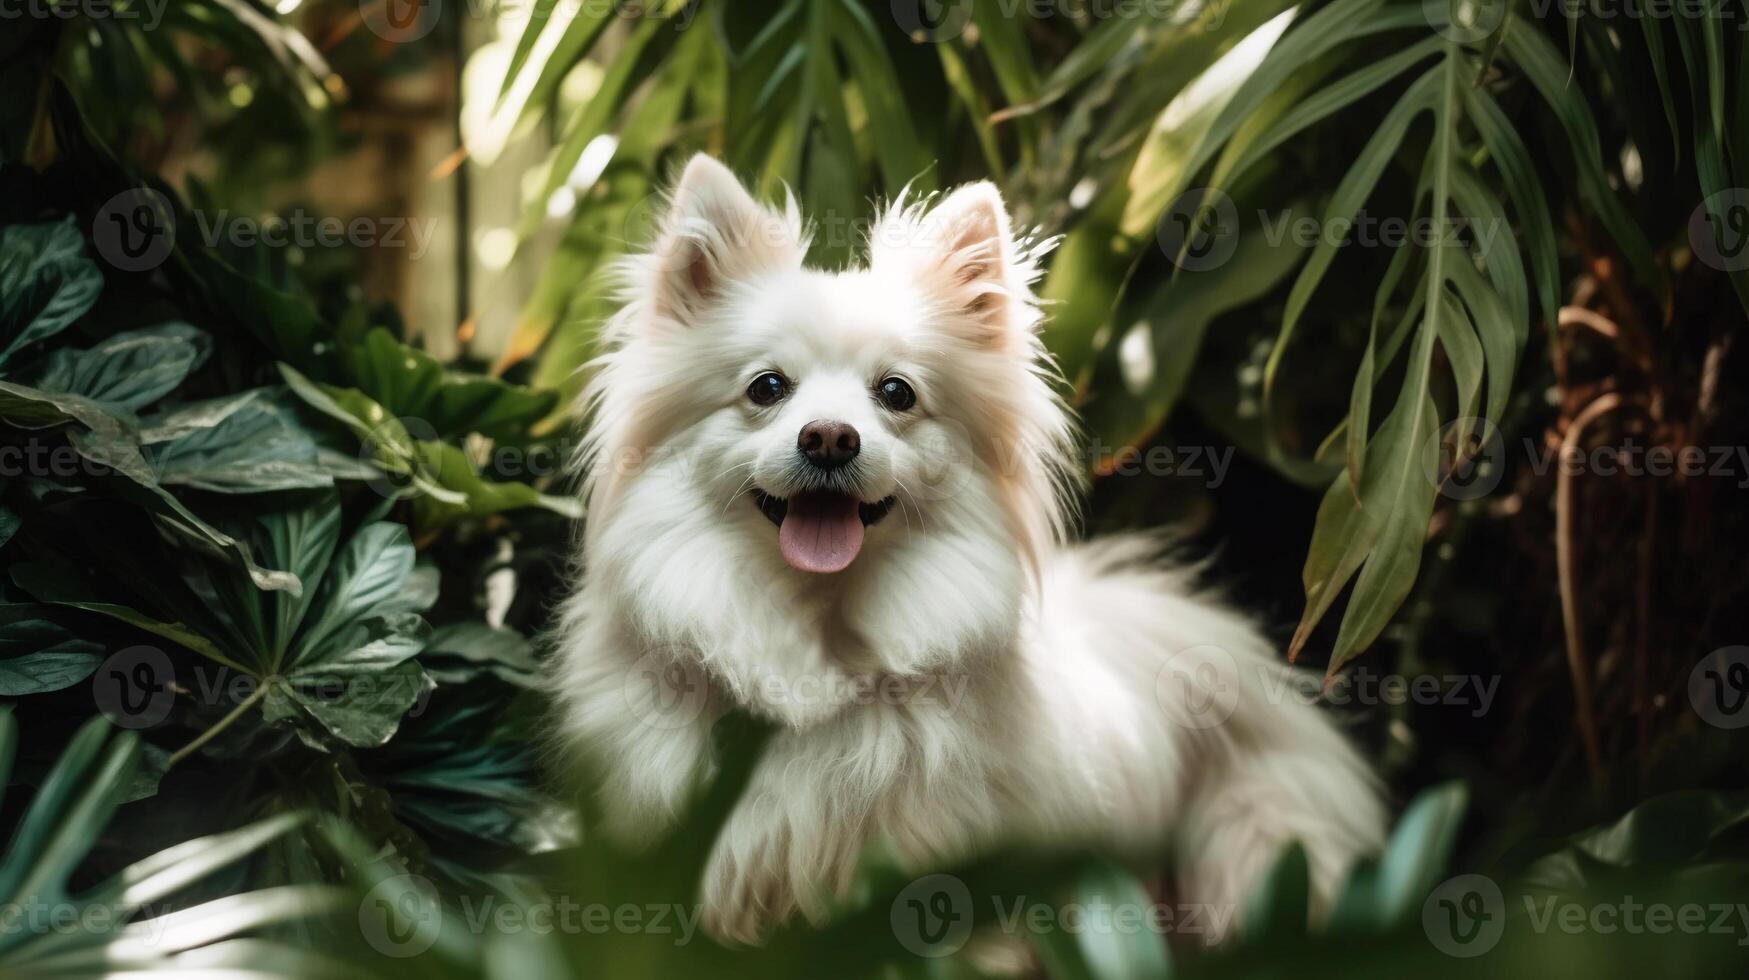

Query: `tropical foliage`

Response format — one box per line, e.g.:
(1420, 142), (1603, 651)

(1, 0), (1747, 977)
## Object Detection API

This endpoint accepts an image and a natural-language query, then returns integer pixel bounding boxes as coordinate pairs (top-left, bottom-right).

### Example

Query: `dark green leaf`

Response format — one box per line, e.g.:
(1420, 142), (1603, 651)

(0, 219), (102, 369)
(28, 322), (210, 412)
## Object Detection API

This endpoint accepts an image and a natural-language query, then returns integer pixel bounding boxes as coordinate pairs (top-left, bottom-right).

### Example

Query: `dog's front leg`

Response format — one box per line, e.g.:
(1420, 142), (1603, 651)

(697, 737), (862, 945)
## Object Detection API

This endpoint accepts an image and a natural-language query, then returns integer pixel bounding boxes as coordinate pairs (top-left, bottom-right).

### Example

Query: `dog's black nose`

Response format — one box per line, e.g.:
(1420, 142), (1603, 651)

(798, 420), (859, 469)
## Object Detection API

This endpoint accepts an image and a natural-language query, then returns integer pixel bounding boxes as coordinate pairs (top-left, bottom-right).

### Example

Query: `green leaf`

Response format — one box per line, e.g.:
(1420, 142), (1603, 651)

(1347, 215), (1426, 489)
(1633, 4), (1682, 159)
(532, 13), (674, 231)
(1672, 12), (1749, 315)
(0, 381), (302, 594)
(1292, 325), (1440, 670)
(1525, 790), (1749, 885)
(1462, 85), (1556, 334)
(1373, 782), (1468, 926)
(27, 322), (210, 413)
(1029, 861), (1172, 980)
(207, 500), (430, 747)
(1159, 0), (1414, 224)
(1244, 841), (1311, 941)
(188, 255), (325, 368)
(0, 219), (102, 369)
(293, 522), (422, 670)
(0, 716), (137, 920)
(9, 560), (246, 673)
(1502, 25), (1658, 290)
(279, 362), (435, 496)
(1267, 69), (1437, 405)
(1119, 4), (1303, 237)
(143, 389), (336, 493)
(410, 440), (583, 531)
(991, 6), (1150, 123)
(1082, 209), (1309, 452)
(831, 0), (934, 195)
(1216, 36), (1445, 191)
(254, 492), (344, 663)
(340, 328), (557, 442)
(1321, 784), (1466, 935)
(80, 812), (308, 911)
(0, 612), (103, 696)
(266, 646), (429, 748)
(496, 0), (616, 109)
(422, 620), (541, 688)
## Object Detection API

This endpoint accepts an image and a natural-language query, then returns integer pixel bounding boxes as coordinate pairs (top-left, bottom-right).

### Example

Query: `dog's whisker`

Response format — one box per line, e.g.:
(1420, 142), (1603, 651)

(889, 476), (925, 532)
(722, 480), (754, 516)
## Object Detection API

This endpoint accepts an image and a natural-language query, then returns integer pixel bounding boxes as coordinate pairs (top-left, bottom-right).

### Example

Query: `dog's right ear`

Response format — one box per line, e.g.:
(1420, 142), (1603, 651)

(649, 155), (803, 324)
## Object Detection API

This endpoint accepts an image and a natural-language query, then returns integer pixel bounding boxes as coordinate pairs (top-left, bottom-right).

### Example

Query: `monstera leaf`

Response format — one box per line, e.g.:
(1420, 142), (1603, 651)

(0, 711), (344, 975)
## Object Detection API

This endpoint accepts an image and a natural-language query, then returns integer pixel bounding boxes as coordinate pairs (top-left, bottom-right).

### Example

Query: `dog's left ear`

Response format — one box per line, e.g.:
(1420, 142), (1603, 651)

(876, 182), (1024, 342)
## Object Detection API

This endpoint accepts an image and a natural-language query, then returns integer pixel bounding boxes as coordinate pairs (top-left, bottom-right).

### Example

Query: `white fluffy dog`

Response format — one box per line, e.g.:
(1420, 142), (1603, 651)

(553, 155), (1385, 945)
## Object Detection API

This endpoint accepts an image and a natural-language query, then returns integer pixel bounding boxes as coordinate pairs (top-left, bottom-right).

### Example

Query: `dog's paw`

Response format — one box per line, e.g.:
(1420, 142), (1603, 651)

(698, 844), (796, 947)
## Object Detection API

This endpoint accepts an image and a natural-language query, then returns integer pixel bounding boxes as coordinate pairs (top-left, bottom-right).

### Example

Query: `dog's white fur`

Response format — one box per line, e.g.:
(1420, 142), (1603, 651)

(552, 155), (1385, 945)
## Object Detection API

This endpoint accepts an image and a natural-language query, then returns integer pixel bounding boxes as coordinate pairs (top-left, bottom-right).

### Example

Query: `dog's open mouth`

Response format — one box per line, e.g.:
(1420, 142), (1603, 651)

(752, 489), (895, 574)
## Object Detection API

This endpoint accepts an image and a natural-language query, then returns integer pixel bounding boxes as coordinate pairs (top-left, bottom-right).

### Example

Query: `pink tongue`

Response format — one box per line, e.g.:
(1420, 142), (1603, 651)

(778, 492), (865, 573)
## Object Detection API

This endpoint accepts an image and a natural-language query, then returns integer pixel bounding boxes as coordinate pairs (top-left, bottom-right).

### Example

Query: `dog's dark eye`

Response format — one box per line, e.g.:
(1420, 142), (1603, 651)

(747, 372), (789, 406)
(876, 377), (916, 412)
